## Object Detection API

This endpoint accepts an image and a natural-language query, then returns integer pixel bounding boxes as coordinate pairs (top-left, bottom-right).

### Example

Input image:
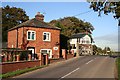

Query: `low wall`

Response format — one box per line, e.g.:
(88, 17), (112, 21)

(67, 54), (74, 59)
(49, 58), (64, 64)
(49, 54), (74, 64)
(1, 60), (41, 74)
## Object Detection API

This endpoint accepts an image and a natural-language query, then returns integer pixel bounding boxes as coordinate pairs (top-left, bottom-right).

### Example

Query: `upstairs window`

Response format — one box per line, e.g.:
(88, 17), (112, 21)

(43, 32), (51, 41)
(27, 31), (36, 40)
(85, 38), (90, 44)
(86, 40), (90, 44)
(82, 39), (85, 43)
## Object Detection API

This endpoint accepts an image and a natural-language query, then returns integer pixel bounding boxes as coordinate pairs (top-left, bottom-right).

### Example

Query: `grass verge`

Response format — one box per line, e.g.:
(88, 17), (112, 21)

(116, 57), (120, 80)
(0, 65), (48, 79)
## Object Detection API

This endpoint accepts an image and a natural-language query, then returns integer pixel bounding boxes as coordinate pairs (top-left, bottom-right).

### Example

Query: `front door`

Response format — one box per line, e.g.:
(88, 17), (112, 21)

(28, 47), (35, 60)
(43, 55), (46, 65)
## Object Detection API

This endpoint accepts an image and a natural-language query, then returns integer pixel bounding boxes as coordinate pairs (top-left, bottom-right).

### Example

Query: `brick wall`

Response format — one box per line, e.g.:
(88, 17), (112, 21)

(67, 54), (74, 59)
(49, 58), (64, 64)
(8, 30), (17, 48)
(1, 60), (41, 74)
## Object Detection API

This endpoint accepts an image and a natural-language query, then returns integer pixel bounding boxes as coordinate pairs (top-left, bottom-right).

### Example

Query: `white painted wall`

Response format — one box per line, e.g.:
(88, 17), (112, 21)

(70, 35), (92, 45)
(70, 35), (92, 55)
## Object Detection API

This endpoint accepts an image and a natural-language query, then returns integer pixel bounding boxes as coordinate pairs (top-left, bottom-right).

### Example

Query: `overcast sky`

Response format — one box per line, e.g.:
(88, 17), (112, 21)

(2, 1), (119, 51)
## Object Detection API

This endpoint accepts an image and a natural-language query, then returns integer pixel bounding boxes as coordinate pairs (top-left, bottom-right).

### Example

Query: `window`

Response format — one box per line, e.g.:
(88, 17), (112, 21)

(40, 49), (52, 58)
(41, 50), (47, 54)
(86, 40), (90, 44)
(27, 47), (35, 60)
(85, 38), (90, 44)
(43, 32), (51, 41)
(73, 44), (76, 49)
(27, 31), (36, 40)
(82, 39), (85, 43)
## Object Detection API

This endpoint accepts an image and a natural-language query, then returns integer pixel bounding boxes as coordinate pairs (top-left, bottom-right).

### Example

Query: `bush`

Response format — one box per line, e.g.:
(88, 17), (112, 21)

(20, 51), (31, 60)
(117, 58), (120, 80)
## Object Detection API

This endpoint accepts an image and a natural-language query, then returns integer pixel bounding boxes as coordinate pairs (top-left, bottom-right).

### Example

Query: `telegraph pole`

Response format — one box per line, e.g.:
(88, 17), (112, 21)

(76, 38), (79, 57)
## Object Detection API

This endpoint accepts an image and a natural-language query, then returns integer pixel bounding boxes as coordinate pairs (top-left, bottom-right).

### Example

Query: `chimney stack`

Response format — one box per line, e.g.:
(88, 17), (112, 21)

(35, 12), (44, 21)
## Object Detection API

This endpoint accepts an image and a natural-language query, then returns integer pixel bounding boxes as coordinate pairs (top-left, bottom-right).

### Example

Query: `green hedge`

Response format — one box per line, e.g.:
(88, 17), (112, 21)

(116, 57), (120, 80)
(20, 51), (30, 60)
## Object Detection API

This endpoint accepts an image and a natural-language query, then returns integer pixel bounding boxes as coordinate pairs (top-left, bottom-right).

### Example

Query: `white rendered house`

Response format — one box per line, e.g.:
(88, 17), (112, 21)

(70, 33), (93, 55)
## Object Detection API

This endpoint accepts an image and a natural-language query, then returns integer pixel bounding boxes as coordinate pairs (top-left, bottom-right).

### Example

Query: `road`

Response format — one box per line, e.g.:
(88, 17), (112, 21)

(14, 56), (116, 79)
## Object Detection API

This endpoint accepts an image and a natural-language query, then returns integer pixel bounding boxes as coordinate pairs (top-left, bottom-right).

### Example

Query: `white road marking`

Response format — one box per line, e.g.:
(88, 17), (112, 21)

(60, 68), (79, 79)
(86, 59), (93, 64)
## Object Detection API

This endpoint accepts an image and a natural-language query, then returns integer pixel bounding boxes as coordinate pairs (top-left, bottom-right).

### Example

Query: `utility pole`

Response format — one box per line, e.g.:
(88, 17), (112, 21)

(76, 38), (79, 57)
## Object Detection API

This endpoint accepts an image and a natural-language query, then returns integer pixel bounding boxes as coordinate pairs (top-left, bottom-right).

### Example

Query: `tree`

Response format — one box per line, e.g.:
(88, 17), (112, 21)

(49, 17), (94, 49)
(97, 47), (103, 54)
(93, 45), (98, 55)
(2, 5), (29, 42)
(103, 47), (111, 54)
(88, 1), (120, 26)
(49, 17), (94, 38)
(107, 47), (111, 51)
(93, 45), (103, 55)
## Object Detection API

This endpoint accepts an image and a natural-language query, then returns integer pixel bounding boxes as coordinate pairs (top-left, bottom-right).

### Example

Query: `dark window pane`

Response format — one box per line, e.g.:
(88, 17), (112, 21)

(28, 32), (31, 39)
(43, 34), (46, 40)
(32, 33), (35, 40)
(47, 33), (49, 40)
(41, 50), (47, 54)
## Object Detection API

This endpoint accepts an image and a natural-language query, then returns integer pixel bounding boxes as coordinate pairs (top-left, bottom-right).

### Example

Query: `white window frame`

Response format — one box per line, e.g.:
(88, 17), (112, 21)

(40, 49), (52, 58)
(43, 32), (51, 41)
(27, 30), (36, 40)
(27, 48), (35, 60)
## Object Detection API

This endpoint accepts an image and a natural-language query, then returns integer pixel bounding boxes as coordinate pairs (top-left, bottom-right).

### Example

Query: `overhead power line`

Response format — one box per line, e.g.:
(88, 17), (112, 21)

(73, 10), (93, 17)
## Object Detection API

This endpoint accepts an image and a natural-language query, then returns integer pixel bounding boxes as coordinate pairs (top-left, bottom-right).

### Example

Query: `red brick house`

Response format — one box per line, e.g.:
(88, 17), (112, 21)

(8, 12), (60, 59)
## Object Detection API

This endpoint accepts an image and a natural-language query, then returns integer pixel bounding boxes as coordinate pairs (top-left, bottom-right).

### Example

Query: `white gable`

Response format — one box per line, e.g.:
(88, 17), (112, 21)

(82, 35), (91, 42)
(70, 34), (91, 45)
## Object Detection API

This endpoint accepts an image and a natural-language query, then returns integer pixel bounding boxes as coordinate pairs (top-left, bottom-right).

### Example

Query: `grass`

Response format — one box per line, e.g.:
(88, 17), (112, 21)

(116, 57), (120, 80)
(0, 65), (48, 79)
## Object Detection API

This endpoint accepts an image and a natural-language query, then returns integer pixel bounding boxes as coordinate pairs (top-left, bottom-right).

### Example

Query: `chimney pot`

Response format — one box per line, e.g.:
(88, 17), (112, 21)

(35, 12), (44, 21)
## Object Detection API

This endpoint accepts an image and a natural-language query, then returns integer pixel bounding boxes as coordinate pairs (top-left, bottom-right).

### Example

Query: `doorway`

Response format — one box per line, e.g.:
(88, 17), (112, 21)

(43, 55), (46, 65)
(27, 47), (35, 60)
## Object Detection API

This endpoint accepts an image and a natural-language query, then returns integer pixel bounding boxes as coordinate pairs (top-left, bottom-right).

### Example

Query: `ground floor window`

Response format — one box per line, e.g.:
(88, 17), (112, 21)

(70, 44), (76, 49)
(27, 47), (35, 60)
(40, 49), (52, 59)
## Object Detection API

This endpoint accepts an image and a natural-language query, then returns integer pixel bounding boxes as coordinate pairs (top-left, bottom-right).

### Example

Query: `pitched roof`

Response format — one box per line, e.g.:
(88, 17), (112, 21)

(71, 33), (92, 39)
(70, 33), (94, 42)
(8, 18), (61, 31)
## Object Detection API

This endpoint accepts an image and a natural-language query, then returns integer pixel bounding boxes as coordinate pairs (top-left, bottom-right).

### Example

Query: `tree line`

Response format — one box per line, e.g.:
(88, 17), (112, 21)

(93, 45), (111, 55)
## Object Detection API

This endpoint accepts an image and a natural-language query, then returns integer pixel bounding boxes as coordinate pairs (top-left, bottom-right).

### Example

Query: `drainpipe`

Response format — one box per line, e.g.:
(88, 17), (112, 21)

(16, 28), (18, 48)
(22, 27), (24, 50)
